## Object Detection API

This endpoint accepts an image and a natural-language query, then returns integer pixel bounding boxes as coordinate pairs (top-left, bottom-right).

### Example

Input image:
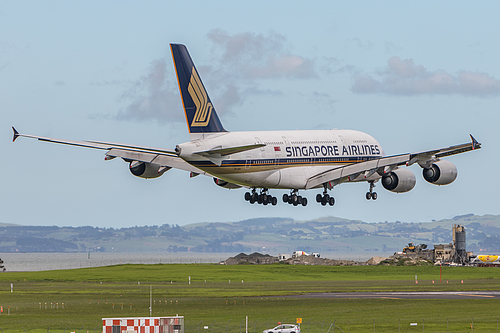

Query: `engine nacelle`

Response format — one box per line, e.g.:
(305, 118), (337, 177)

(422, 160), (457, 185)
(382, 168), (416, 193)
(129, 161), (170, 179)
(213, 177), (242, 189)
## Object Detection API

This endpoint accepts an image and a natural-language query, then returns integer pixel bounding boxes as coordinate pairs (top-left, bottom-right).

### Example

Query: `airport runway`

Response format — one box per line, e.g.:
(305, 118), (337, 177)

(287, 291), (500, 300)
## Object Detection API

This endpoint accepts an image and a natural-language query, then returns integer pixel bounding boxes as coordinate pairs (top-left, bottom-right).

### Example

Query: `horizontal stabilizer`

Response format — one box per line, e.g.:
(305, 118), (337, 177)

(195, 143), (266, 157)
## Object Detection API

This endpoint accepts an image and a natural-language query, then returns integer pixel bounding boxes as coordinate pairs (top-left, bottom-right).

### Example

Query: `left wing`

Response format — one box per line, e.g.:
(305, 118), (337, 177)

(12, 127), (205, 174)
(305, 135), (481, 190)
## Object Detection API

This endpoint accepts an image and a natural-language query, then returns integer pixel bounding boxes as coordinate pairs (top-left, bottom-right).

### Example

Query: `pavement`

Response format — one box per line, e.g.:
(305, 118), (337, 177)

(286, 291), (500, 299)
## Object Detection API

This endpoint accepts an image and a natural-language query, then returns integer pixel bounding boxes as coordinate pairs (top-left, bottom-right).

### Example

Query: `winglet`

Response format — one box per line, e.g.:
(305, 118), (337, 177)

(12, 127), (20, 142)
(470, 134), (481, 150)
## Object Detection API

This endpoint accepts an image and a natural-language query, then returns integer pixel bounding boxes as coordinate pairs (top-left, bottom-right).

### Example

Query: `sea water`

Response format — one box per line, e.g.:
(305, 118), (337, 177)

(0, 251), (379, 272)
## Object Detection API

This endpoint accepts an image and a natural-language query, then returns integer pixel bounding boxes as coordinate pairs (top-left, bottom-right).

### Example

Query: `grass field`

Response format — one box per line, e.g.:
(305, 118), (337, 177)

(1, 264), (500, 333)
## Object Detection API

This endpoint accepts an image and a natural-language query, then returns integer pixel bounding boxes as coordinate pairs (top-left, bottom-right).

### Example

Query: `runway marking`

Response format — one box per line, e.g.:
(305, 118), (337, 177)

(380, 297), (401, 299)
(456, 294), (495, 298)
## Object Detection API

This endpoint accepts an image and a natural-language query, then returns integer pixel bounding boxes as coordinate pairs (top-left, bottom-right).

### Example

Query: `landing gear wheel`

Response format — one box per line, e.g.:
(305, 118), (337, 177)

(283, 193), (289, 203)
(245, 192), (251, 201)
(366, 181), (377, 201)
(316, 194), (322, 203)
(321, 197), (327, 206)
(302, 197), (308, 206)
(329, 197), (335, 206)
(272, 196), (278, 206)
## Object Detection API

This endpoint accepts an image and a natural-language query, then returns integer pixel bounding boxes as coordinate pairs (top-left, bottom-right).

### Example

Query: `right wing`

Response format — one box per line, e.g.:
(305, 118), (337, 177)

(305, 154), (409, 189)
(12, 127), (205, 175)
(305, 134), (481, 190)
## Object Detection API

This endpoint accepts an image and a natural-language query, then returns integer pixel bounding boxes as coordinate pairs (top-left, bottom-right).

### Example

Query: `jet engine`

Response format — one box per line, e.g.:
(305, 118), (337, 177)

(129, 161), (170, 179)
(381, 168), (416, 193)
(422, 160), (457, 185)
(213, 177), (242, 189)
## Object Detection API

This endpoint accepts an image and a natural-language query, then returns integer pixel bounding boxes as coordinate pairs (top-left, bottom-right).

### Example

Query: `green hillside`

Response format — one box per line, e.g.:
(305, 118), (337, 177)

(1, 214), (500, 254)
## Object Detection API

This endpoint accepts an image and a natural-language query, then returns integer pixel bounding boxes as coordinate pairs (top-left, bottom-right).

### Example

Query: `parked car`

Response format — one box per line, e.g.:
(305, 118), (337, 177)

(263, 324), (300, 333)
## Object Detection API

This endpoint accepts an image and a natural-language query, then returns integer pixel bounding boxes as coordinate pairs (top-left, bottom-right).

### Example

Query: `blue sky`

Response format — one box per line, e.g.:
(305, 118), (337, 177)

(1, 1), (498, 227)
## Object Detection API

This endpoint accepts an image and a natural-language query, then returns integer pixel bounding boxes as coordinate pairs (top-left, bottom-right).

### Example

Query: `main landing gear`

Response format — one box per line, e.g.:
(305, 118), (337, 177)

(244, 188), (278, 206)
(283, 189), (308, 206)
(366, 181), (377, 200)
(316, 186), (335, 206)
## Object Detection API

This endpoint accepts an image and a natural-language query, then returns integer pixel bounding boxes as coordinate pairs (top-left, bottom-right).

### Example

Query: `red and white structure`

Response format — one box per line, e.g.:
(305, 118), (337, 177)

(103, 316), (184, 333)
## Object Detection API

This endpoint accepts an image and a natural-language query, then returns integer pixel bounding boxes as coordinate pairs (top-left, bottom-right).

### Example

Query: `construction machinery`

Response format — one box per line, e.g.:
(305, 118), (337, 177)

(403, 243), (427, 253)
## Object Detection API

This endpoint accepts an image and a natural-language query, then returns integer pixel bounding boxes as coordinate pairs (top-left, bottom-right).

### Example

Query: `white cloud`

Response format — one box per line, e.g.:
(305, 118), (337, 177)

(352, 56), (500, 97)
(207, 29), (317, 80)
(115, 59), (182, 123)
(115, 30), (318, 123)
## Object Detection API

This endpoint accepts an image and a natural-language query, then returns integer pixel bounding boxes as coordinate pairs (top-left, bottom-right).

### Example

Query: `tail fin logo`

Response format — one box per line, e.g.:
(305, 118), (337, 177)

(188, 68), (212, 127)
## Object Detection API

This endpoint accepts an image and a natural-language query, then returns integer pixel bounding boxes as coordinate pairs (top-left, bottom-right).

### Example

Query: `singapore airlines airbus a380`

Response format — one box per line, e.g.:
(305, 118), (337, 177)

(13, 44), (481, 207)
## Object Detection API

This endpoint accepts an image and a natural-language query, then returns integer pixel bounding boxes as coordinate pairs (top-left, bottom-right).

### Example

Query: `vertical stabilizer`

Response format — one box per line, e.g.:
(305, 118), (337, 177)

(170, 44), (226, 138)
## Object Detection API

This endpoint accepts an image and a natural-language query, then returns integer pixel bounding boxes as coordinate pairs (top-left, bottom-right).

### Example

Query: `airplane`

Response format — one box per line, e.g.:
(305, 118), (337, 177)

(12, 44), (481, 207)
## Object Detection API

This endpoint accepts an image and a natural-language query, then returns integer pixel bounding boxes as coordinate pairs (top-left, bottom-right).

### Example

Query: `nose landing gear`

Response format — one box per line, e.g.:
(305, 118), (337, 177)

(366, 181), (377, 200)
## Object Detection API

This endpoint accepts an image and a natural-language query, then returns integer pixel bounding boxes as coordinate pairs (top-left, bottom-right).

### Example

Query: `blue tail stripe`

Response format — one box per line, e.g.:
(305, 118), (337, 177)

(170, 44), (226, 134)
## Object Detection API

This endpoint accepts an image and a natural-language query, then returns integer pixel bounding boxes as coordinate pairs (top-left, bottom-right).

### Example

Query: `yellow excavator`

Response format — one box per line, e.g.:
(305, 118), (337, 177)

(403, 242), (427, 253)
(403, 242), (416, 253)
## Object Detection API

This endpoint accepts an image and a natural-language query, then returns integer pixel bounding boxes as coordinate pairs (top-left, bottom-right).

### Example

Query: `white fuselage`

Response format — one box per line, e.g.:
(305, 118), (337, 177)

(177, 129), (385, 190)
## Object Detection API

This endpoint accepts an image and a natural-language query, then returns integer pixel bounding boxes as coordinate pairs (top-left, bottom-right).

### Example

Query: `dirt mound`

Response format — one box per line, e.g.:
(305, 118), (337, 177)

(285, 255), (365, 266)
(365, 256), (388, 265)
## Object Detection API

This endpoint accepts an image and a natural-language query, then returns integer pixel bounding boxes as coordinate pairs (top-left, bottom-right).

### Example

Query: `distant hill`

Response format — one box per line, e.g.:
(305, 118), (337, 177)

(1, 214), (500, 254)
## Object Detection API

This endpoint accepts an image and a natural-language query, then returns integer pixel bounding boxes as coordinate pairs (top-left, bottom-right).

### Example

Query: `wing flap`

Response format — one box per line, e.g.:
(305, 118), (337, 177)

(106, 148), (205, 174)
(409, 134), (481, 167)
(305, 154), (410, 190)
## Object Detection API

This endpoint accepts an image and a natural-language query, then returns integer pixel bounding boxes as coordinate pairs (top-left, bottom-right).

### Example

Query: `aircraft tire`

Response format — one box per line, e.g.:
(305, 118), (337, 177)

(272, 197), (278, 205)
(316, 194), (322, 202)
(302, 197), (308, 206)
(245, 192), (251, 201)
(283, 194), (289, 203)
(372, 192), (377, 200)
(366, 192), (372, 200)
(329, 197), (335, 206)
